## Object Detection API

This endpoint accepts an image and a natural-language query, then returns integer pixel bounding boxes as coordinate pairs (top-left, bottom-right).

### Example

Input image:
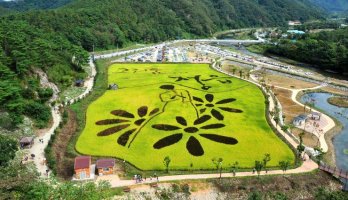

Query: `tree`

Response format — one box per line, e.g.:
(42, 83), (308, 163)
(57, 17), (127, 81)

(232, 68), (237, 75)
(0, 134), (18, 167)
(212, 157), (223, 179)
(297, 132), (305, 157)
(262, 154), (271, 172)
(287, 124), (295, 133)
(230, 161), (239, 176)
(254, 160), (263, 177)
(279, 161), (290, 175)
(248, 191), (263, 200)
(281, 125), (289, 133)
(239, 70), (243, 78)
(163, 156), (171, 173)
(273, 116), (280, 127)
(314, 147), (325, 165)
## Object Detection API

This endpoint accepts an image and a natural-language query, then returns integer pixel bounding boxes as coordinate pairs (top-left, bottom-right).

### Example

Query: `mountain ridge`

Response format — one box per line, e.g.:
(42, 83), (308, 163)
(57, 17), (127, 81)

(309, 0), (348, 12)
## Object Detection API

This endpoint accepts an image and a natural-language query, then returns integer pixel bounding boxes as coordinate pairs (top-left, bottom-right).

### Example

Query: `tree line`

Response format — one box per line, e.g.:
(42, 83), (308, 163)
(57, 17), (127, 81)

(265, 28), (348, 73)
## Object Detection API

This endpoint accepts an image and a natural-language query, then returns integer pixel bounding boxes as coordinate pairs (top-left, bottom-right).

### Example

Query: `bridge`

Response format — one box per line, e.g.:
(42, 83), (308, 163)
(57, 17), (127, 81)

(319, 164), (348, 191)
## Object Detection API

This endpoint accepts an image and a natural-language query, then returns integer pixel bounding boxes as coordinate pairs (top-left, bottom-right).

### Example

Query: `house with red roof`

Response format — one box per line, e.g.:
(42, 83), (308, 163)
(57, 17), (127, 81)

(74, 156), (92, 180)
(96, 159), (115, 176)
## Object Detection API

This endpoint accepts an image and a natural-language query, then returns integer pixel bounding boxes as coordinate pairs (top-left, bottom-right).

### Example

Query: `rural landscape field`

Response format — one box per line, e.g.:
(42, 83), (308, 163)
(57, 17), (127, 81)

(76, 63), (294, 170)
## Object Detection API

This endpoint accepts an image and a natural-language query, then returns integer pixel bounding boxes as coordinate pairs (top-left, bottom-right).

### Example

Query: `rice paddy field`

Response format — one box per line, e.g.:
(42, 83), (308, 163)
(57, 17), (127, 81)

(76, 63), (294, 170)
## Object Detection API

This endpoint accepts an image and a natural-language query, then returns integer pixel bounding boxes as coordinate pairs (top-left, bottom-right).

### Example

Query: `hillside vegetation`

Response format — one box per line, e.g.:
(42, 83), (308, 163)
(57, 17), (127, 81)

(309, 0), (348, 12)
(0, 0), (323, 128)
(265, 28), (348, 73)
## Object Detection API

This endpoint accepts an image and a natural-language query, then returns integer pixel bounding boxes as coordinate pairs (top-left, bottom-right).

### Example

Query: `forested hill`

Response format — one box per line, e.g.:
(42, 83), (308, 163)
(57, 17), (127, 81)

(4, 0), (324, 50)
(0, 0), (72, 11)
(309, 0), (348, 12)
(0, 0), (323, 129)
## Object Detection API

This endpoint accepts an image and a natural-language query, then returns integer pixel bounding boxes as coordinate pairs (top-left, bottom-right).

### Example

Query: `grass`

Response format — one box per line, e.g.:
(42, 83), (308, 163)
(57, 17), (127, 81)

(75, 63), (295, 170)
(245, 44), (267, 54)
(327, 96), (348, 108)
(344, 149), (348, 155)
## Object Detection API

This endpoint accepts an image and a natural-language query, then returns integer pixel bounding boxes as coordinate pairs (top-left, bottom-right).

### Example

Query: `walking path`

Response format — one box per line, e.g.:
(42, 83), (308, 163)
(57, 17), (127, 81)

(98, 155), (316, 188)
(271, 85), (335, 152)
(29, 70), (62, 177)
(28, 57), (96, 177)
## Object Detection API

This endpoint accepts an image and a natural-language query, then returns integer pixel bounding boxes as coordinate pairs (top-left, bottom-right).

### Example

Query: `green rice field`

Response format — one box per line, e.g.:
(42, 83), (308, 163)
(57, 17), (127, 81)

(76, 63), (295, 170)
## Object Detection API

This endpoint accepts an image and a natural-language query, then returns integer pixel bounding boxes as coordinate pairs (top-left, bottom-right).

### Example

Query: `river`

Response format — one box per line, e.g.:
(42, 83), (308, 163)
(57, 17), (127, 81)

(300, 93), (348, 171)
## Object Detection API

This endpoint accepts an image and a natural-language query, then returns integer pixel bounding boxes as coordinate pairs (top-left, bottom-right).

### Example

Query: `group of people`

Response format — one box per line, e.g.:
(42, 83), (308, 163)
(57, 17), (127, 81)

(133, 173), (159, 183)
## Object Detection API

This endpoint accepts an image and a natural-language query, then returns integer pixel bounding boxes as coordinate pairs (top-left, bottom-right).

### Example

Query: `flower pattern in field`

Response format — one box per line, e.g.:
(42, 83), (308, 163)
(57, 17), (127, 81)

(193, 94), (243, 121)
(152, 115), (238, 156)
(96, 106), (160, 146)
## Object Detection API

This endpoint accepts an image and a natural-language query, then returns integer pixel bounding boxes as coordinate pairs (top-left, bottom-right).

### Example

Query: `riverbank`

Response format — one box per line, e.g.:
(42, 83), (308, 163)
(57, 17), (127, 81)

(296, 91), (338, 165)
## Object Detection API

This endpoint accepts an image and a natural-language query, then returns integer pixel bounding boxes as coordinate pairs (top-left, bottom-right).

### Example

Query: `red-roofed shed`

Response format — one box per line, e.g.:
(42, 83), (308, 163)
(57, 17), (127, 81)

(74, 156), (91, 179)
(96, 159), (115, 176)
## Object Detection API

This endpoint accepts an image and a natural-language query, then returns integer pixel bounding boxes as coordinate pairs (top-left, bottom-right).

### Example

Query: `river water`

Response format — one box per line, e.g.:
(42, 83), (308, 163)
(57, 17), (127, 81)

(300, 93), (348, 171)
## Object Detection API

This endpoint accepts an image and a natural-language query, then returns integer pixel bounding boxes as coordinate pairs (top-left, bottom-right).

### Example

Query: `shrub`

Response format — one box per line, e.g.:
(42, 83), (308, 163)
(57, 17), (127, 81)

(24, 101), (51, 128)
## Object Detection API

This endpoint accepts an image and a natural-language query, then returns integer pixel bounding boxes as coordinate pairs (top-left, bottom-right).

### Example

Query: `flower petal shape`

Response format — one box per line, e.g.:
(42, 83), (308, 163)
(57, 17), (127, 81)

(216, 98), (236, 104)
(134, 119), (146, 126)
(211, 109), (224, 121)
(95, 119), (129, 125)
(219, 107), (243, 113)
(149, 108), (160, 116)
(153, 133), (183, 149)
(138, 106), (148, 117)
(199, 108), (207, 114)
(160, 85), (175, 90)
(200, 134), (238, 145)
(152, 124), (181, 131)
(117, 128), (137, 146)
(176, 116), (187, 126)
(205, 94), (214, 102)
(186, 136), (204, 156)
(200, 124), (225, 129)
(194, 115), (211, 125)
(97, 124), (130, 136)
(111, 110), (135, 118)
(193, 96), (204, 103)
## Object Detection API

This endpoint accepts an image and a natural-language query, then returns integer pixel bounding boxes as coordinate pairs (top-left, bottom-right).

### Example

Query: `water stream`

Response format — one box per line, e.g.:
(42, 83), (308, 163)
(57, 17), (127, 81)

(300, 93), (348, 171)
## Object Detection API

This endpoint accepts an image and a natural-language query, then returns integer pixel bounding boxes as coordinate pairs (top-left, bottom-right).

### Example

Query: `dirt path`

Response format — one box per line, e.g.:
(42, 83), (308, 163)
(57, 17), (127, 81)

(29, 58), (96, 177)
(30, 69), (61, 177)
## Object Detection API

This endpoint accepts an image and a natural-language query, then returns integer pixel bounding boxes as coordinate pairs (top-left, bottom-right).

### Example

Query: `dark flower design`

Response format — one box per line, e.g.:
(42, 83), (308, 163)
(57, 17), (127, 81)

(96, 106), (160, 146)
(152, 115), (238, 156)
(193, 94), (243, 121)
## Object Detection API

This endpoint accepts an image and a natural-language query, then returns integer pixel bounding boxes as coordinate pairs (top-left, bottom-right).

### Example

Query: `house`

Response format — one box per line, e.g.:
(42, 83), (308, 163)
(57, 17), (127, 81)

(310, 112), (321, 121)
(293, 114), (308, 126)
(287, 30), (305, 35)
(96, 159), (115, 176)
(19, 137), (34, 149)
(340, 24), (348, 28)
(288, 21), (302, 26)
(75, 79), (84, 87)
(74, 156), (91, 180)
